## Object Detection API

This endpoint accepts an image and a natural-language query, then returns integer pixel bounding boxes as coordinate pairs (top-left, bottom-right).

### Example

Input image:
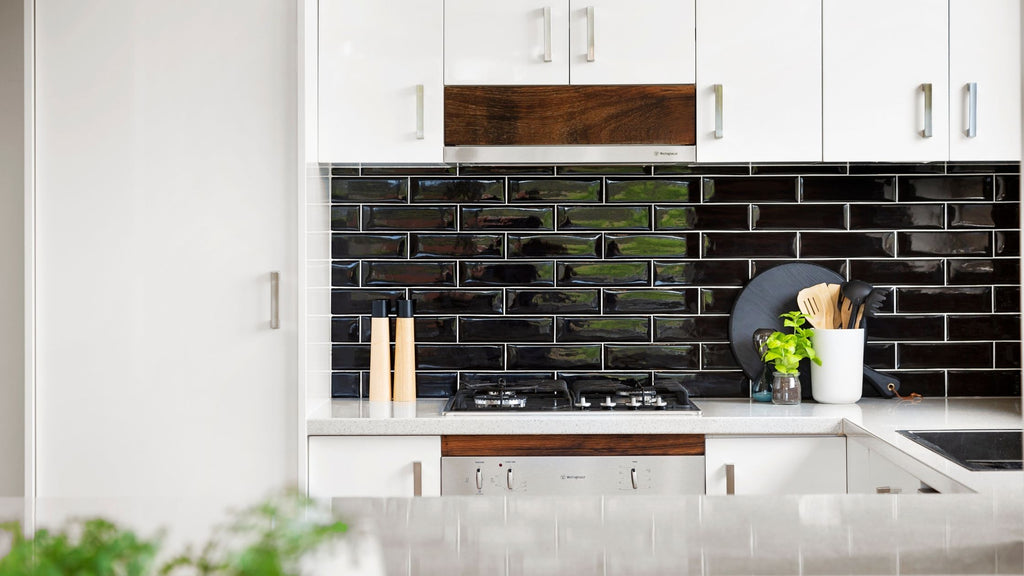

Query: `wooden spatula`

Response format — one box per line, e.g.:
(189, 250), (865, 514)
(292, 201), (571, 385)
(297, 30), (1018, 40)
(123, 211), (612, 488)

(796, 286), (827, 329)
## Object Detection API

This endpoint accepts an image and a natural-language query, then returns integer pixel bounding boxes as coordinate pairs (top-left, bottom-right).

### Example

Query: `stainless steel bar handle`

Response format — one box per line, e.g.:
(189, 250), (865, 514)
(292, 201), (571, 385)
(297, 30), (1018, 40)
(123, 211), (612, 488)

(725, 463), (735, 495)
(630, 468), (638, 490)
(714, 84), (724, 139)
(475, 468), (483, 490)
(415, 84), (424, 140)
(966, 82), (977, 138)
(586, 6), (595, 62)
(413, 461), (423, 497)
(920, 83), (933, 138)
(507, 468), (514, 490)
(269, 271), (280, 329)
(543, 7), (552, 62)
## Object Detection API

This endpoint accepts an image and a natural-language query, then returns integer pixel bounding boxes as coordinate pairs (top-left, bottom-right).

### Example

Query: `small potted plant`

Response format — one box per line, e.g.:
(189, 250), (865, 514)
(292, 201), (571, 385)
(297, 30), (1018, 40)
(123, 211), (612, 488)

(761, 311), (821, 405)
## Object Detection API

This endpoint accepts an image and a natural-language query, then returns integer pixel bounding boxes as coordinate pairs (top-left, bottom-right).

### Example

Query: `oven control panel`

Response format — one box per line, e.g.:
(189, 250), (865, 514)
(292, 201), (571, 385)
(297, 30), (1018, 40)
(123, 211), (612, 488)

(441, 456), (705, 495)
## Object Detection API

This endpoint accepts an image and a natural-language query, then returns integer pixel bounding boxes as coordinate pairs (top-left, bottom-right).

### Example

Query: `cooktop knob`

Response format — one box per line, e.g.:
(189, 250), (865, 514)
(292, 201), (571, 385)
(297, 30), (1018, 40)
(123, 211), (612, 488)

(575, 395), (591, 408)
(628, 396), (642, 408)
(600, 396), (616, 409)
(653, 396), (668, 407)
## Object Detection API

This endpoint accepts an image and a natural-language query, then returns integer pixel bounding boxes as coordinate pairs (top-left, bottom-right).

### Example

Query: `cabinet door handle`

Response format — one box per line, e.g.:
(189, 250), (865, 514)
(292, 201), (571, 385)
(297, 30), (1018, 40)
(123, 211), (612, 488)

(965, 82), (977, 138)
(714, 84), (724, 139)
(269, 271), (280, 329)
(875, 486), (902, 494)
(415, 84), (424, 140)
(413, 461), (423, 497)
(543, 6), (552, 62)
(920, 83), (933, 138)
(586, 6), (595, 62)
(725, 463), (735, 495)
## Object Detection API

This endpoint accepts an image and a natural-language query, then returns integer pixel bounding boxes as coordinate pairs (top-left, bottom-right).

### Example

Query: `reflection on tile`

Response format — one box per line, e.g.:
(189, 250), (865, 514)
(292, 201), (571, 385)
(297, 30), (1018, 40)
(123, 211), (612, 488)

(331, 344), (369, 370)
(558, 164), (651, 175)
(702, 177), (798, 202)
(995, 342), (1021, 369)
(460, 317), (554, 342)
(557, 317), (650, 342)
(329, 166), (360, 177)
(359, 317), (457, 343)
(654, 205), (749, 230)
(753, 204), (845, 230)
(654, 316), (730, 342)
(331, 178), (407, 203)
(411, 290), (503, 314)
(363, 206), (456, 230)
(703, 232), (798, 258)
(899, 175), (993, 201)
(360, 165), (456, 176)
(996, 231), (1020, 256)
(509, 179), (600, 202)
(751, 163), (848, 175)
(654, 164), (750, 176)
(655, 372), (748, 397)
(411, 234), (503, 258)
(411, 178), (503, 203)
(947, 370), (1021, 396)
(947, 259), (1020, 285)
(848, 259), (943, 285)
(605, 234), (694, 258)
(995, 175), (1020, 201)
(995, 287), (1021, 312)
(604, 289), (697, 314)
(508, 345), (602, 370)
(888, 371), (946, 397)
(801, 232), (895, 258)
(865, 343), (895, 369)
(462, 207), (554, 230)
(364, 262), (455, 286)
(606, 179), (695, 202)
(557, 205), (651, 230)
(331, 317), (360, 343)
(330, 206), (360, 230)
(948, 315), (1020, 341)
(653, 260), (748, 286)
(701, 343), (740, 370)
(332, 234), (407, 258)
(947, 162), (1020, 174)
(700, 288), (741, 314)
(899, 343), (993, 369)
(848, 163), (944, 175)
(459, 165), (555, 176)
(461, 261), (554, 286)
(331, 372), (361, 398)
(331, 261), (360, 287)
(802, 176), (895, 202)
(417, 344), (505, 370)
(558, 261), (650, 286)
(416, 373), (458, 397)
(509, 234), (600, 258)
(331, 289), (406, 315)
(460, 372), (556, 386)
(896, 287), (992, 313)
(605, 345), (698, 369)
(751, 259), (846, 277)
(848, 204), (943, 229)
(948, 204), (1019, 229)
(506, 289), (601, 314)
(897, 231), (991, 256)
(866, 315), (943, 341)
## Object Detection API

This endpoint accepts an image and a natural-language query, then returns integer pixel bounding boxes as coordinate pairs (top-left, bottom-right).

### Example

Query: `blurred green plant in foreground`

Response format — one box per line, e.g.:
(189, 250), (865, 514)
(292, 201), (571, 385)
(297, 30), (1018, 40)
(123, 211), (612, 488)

(0, 491), (347, 576)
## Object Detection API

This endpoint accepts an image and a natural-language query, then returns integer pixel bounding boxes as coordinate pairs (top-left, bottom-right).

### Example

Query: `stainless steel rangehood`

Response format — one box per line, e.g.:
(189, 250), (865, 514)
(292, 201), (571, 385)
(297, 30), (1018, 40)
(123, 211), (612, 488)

(443, 84), (696, 164)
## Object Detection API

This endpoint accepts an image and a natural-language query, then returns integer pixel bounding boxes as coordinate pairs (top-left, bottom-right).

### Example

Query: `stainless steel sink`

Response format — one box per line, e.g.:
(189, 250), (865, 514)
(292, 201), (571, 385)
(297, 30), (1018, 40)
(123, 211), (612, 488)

(897, 429), (1023, 471)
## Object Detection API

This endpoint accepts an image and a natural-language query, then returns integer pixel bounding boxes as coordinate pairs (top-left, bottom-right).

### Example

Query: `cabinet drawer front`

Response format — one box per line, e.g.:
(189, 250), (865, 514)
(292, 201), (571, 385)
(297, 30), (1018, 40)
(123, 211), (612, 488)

(705, 436), (847, 495)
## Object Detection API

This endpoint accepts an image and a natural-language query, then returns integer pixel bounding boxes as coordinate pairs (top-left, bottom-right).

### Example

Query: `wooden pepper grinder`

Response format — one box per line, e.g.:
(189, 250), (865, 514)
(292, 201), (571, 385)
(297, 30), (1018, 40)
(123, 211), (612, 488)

(368, 299), (392, 403)
(392, 299), (417, 402)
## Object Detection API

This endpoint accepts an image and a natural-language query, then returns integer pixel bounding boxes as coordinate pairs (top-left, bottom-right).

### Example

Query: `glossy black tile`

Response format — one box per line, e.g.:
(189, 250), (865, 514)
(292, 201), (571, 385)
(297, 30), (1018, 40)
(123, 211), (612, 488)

(899, 175), (993, 202)
(949, 204), (1019, 229)
(603, 289), (698, 314)
(331, 262), (360, 287)
(363, 262), (455, 286)
(702, 177), (798, 203)
(331, 317), (360, 343)
(509, 178), (601, 202)
(801, 232), (895, 258)
(750, 164), (848, 175)
(557, 317), (650, 343)
(654, 372), (749, 398)
(995, 342), (1021, 369)
(331, 289), (406, 315)
(332, 344), (369, 370)
(358, 317), (457, 343)
(653, 260), (748, 286)
(947, 259), (1020, 285)
(605, 345), (698, 370)
(460, 372), (557, 386)
(897, 231), (991, 257)
(461, 207), (554, 230)
(509, 234), (600, 258)
(848, 163), (944, 175)
(460, 317), (554, 342)
(995, 175), (1020, 201)
(506, 289), (601, 314)
(896, 287), (992, 314)
(329, 166), (360, 177)
(996, 231), (1020, 256)
(411, 178), (504, 203)
(331, 373), (361, 398)
(331, 178), (407, 203)
(865, 315), (944, 341)
(361, 165), (457, 176)
(654, 205), (749, 231)
(802, 176), (895, 202)
(606, 179), (695, 202)
(865, 343), (896, 369)
(332, 234), (407, 258)
(557, 205), (651, 230)
(947, 162), (1019, 174)
(847, 204), (944, 230)
(459, 165), (555, 176)
(995, 287), (1020, 312)
(508, 345), (602, 370)
(750, 260), (847, 278)
(947, 370), (1021, 397)
(558, 261), (650, 286)
(416, 373), (459, 398)
(605, 234), (695, 258)
(899, 343), (993, 369)
(557, 372), (652, 388)
(411, 290), (503, 314)
(703, 232), (798, 258)
(753, 204), (845, 230)
(461, 261), (554, 286)
(363, 206), (456, 230)
(330, 206), (360, 230)
(411, 234), (503, 259)
(700, 288), (742, 314)
(653, 164), (751, 176)
(948, 315), (1020, 341)
(654, 316), (730, 342)
(417, 344), (505, 370)
(883, 371), (946, 397)
(558, 165), (651, 175)
(847, 259), (943, 285)
(700, 344), (741, 370)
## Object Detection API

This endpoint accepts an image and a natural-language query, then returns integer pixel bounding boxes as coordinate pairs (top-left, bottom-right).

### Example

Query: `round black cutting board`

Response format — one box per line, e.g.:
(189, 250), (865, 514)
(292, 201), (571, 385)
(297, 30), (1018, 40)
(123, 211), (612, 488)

(729, 263), (844, 381)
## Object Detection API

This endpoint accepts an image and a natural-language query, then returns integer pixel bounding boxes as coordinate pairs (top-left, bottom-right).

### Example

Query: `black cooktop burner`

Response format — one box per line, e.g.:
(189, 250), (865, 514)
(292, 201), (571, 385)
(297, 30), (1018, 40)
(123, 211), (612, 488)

(443, 378), (700, 414)
(446, 379), (575, 412)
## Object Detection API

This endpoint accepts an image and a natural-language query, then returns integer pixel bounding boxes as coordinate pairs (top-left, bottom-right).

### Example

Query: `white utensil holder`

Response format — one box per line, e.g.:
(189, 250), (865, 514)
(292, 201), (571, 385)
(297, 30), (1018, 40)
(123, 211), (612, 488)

(810, 328), (865, 404)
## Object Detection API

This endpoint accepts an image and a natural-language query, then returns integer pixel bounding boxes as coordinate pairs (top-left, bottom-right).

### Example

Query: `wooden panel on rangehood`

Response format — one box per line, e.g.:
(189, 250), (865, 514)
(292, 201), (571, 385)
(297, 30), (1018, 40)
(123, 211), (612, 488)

(444, 85), (696, 146)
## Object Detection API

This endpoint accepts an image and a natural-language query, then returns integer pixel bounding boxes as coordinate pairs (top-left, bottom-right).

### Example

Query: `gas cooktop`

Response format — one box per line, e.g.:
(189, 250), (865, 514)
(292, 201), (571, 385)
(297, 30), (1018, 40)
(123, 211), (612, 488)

(442, 378), (701, 415)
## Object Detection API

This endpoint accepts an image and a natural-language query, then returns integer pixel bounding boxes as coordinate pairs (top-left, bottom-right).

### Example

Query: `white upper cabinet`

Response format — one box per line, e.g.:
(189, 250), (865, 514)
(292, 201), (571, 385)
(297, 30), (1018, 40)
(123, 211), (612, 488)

(696, 0), (821, 162)
(823, 0), (949, 162)
(444, 0), (695, 86)
(318, 0), (444, 163)
(949, 0), (1021, 161)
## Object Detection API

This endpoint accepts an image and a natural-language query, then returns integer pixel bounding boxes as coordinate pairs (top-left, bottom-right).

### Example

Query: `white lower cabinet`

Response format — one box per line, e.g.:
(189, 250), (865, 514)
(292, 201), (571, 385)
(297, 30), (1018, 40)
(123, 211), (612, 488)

(705, 436), (847, 495)
(309, 436), (441, 498)
(846, 436), (934, 494)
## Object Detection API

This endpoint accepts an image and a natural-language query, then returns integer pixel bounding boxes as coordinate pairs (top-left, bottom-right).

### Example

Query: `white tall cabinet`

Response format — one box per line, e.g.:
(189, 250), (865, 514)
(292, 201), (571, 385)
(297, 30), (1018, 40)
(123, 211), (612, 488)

(33, 0), (297, 501)
(696, 0), (821, 162)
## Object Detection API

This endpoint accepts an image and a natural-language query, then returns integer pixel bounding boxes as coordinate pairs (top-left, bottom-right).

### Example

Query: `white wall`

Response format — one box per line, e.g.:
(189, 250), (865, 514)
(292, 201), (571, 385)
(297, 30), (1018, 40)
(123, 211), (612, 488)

(0, 0), (25, 498)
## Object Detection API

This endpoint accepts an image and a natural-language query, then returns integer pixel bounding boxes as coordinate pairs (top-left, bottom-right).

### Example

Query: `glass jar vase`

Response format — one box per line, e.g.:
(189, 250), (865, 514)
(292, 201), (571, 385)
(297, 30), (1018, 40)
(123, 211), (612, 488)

(771, 372), (801, 405)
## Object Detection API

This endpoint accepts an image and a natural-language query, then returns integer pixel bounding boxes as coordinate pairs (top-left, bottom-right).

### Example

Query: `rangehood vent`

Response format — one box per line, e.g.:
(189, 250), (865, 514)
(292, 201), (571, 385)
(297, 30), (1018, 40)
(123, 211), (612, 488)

(443, 85), (696, 164)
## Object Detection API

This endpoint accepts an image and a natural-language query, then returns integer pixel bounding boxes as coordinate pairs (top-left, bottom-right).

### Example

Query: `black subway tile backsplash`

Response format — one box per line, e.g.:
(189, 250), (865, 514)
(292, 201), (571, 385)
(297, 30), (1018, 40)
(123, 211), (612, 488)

(328, 162), (1019, 398)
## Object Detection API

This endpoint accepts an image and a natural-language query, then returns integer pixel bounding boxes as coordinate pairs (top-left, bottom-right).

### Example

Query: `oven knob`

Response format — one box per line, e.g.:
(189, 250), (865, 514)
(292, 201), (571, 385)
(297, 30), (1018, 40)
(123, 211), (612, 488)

(653, 396), (668, 408)
(628, 396), (642, 408)
(600, 396), (616, 409)
(575, 395), (591, 409)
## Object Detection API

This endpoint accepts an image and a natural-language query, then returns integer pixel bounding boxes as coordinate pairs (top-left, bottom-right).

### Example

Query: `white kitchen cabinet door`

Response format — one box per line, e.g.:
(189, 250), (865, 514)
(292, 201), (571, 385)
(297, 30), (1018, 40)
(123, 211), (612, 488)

(705, 437), (847, 495)
(568, 0), (695, 85)
(696, 0), (821, 162)
(319, 0), (443, 162)
(949, 0), (1021, 161)
(823, 0), (948, 161)
(847, 439), (930, 494)
(308, 436), (441, 498)
(445, 0), (569, 86)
